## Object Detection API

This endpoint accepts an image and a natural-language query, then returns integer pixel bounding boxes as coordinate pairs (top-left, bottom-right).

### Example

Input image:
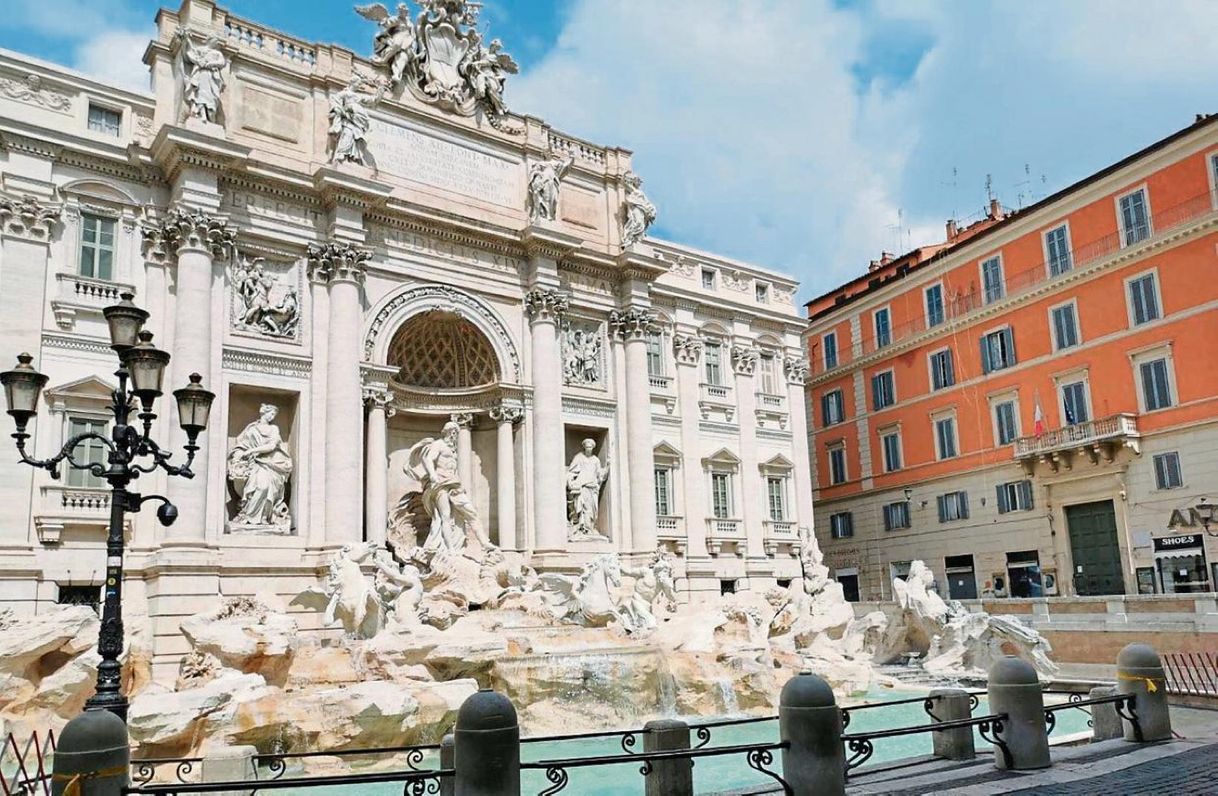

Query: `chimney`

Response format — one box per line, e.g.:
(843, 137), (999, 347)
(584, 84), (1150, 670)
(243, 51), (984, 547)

(945, 219), (958, 242)
(868, 259), (880, 272)
(988, 198), (1002, 220)
(880, 251), (895, 266)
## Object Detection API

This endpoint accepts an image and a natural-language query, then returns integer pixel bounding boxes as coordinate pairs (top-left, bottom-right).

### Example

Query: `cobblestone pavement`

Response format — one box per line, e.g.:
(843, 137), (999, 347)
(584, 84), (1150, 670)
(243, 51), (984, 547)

(1007, 743), (1218, 795)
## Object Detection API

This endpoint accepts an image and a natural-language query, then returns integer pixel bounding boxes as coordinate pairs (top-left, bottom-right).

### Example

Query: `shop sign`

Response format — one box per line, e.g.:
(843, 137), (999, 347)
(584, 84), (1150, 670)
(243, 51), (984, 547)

(1153, 533), (1202, 552)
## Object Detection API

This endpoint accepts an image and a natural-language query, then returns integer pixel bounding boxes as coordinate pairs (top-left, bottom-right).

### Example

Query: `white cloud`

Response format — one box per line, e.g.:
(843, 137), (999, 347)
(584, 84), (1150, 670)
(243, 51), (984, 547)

(75, 31), (152, 92)
(512, 0), (1218, 300)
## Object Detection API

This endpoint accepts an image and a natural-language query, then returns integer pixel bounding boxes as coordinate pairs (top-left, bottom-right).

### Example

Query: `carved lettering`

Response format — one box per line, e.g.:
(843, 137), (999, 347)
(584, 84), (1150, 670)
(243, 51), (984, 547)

(375, 225), (521, 275)
(367, 119), (520, 207)
(224, 190), (322, 227)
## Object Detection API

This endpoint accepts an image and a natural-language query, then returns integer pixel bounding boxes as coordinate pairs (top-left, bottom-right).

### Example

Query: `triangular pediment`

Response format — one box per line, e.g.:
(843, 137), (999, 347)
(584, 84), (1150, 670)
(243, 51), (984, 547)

(702, 447), (741, 466)
(45, 375), (117, 404)
(760, 453), (795, 471)
(653, 440), (682, 459)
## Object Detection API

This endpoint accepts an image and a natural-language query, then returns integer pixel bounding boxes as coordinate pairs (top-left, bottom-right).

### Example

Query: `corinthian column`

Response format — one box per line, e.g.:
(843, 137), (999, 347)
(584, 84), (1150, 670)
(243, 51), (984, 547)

(160, 208), (236, 542)
(673, 333), (708, 558)
(733, 344), (763, 558)
(364, 386), (395, 547)
(784, 356), (815, 537)
(490, 403), (523, 549)
(452, 412), (475, 491)
(525, 288), (568, 552)
(611, 307), (658, 553)
(309, 242), (372, 545)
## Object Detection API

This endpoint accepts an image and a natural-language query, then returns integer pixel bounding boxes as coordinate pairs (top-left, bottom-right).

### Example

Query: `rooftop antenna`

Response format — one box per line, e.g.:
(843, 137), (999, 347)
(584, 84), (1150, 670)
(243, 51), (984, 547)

(985, 173), (994, 203)
(941, 166), (959, 223)
(1014, 162), (1031, 209)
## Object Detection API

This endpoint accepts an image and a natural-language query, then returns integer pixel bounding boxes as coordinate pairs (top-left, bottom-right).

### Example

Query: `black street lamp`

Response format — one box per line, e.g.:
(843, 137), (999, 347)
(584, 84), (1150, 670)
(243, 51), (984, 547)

(0, 292), (214, 721)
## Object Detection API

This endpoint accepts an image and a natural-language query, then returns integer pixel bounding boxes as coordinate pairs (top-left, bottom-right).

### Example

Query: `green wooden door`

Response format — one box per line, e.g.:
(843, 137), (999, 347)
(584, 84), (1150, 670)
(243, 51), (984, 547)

(1065, 500), (1126, 595)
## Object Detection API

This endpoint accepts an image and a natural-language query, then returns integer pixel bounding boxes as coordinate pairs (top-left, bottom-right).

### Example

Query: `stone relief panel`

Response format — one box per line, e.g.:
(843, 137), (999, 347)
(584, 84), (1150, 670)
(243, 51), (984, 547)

(227, 254), (302, 342)
(0, 73), (72, 114)
(561, 318), (605, 389)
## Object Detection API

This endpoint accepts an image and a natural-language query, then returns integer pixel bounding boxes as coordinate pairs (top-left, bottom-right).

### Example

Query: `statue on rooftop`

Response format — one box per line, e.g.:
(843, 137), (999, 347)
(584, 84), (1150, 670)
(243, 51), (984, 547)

(621, 171), (657, 247)
(528, 153), (573, 224)
(180, 32), (227, 124)
(329, 72), (388, 166)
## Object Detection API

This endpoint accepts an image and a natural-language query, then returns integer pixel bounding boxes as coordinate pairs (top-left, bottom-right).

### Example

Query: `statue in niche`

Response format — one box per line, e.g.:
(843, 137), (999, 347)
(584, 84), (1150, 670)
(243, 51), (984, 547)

(227, 403), (293, 533)
(179, 31), (226, 124)
(621, 171), (657, 247)
(228, 256), (300, 338)
(562, 326), (601, 386)
(566, 438), (609, 537)
(619, 548), (679, 632)
(528, 153), (573, 224)
(405, 421), (495, 554)
(329, 72), (388, 166)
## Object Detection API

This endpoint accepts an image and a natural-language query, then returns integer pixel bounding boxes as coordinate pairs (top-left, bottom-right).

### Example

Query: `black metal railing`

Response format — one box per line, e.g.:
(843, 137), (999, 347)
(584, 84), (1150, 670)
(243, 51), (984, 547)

(521, 741), (792, 795)
(1044, 693), (1140, 741)
(1163, 651), (1218, 697)
(842, 713), (1011, 775)
(122, 766), (451, 794)
(840, 691), (983, 729)
(687, 715), (774, 749)
(130, 758), (205, 787)
(522, 727), (647, 755)
(253, 741), (441, 779)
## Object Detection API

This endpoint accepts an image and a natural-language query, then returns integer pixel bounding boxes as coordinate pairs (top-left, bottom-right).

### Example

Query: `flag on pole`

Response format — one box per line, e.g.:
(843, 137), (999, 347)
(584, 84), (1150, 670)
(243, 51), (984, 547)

(1033, 390), (1045, 436)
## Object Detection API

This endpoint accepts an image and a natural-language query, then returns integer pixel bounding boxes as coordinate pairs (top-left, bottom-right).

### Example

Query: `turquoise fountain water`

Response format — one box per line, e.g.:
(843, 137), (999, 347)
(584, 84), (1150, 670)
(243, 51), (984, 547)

(259, 689), (1092, 794)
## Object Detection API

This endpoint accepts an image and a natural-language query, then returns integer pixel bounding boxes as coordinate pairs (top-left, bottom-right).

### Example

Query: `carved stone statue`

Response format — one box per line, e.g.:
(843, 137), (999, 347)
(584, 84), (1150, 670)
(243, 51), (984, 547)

(562, 326), (601, 386)
(179, 32), (226, 124)
(227, 403), (293, 533)
(621, 171), (657, 247)
(329, 73), (387, 165)
(228, 256), (300, 338)
(528, 154), (573, 223)
(539, 554), (628, 629)
(354, 1), (520, 128)
(881, 559), (1058, 677)
(566, 438), (609, 537)
(406, 421), (493, 554)
(620, 549), (679, 633)
(290, 542), (382, 638)
(373, 548), (425, 629)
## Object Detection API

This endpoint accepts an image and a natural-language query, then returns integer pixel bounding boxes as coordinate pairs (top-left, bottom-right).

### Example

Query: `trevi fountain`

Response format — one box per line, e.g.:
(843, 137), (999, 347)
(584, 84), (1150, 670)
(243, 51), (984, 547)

(0, 0), (1061, 781)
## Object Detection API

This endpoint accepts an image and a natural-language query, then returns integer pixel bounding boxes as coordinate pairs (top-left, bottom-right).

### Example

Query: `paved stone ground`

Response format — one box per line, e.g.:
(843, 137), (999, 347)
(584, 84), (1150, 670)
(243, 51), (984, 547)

(1006, 744), (1218, 795)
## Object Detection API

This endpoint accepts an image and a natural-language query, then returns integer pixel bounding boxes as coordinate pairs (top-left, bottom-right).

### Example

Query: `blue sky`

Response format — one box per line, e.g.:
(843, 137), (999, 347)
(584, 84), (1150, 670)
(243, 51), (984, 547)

(3, 1), (1217, 301)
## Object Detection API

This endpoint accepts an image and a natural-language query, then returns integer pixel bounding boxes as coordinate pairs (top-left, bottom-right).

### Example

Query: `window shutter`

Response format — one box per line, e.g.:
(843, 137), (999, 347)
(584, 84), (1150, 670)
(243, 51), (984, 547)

(1168, 455), (1181, 487)
(1154, 455), (1166, 488)
(945, 351), (954, 385)
(959, 491), (970, 519)
(996, 484), (1008, 514)
(1004, 327), (1016, 365)
(937, 495), (947, 523)
(820, 394), (829, 426)
(871, 375), (880, 410)
(1020, 480), (1034, 510)
(980, 337), (991, 374)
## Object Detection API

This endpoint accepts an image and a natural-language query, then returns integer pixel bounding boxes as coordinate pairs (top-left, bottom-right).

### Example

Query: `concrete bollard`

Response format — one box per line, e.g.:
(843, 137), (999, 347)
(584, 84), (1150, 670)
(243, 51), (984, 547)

(928, 688), (975, 761)
(51, 710), (130, 796)
(779, 671), (845, 796)
(1088, 686), (1123, 742)
(453, 689), (520, 796)
(1116, 643), (1172, 742)
(440, 732), (455, 796)
(642, 719), (693, 796)
(986, 657), (1050, 770)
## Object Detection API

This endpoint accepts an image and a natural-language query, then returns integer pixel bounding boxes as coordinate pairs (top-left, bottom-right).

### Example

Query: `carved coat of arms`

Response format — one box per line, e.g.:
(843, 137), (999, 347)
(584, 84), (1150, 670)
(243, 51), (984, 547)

(355, 1), (520, 131)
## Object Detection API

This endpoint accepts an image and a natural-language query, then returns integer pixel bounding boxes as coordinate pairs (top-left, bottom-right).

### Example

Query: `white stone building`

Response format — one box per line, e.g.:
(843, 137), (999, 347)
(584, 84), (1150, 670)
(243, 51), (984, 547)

(0, 2), (811, 680)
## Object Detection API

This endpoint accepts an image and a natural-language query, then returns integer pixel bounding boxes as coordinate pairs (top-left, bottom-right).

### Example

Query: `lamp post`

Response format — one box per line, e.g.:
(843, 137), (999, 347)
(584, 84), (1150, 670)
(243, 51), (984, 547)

(0, 292), (214, 721)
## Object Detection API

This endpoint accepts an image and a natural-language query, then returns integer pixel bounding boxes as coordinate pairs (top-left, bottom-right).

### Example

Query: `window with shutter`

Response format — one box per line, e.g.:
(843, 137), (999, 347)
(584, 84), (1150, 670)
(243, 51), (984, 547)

(874, 308), (892, 348)
(1127, 273), (1160, 326)
(1140, 359), (1173, 411)
(981, 257), (1004, 303)
(1046, 225), (1072, 275)
(1119, 189), (1150, 245)
(1153, 452), (1183, 489)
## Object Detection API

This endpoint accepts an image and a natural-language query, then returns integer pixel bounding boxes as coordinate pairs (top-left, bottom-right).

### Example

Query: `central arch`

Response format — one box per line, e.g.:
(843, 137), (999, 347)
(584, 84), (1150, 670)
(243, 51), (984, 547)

(388, 311), (500, 390)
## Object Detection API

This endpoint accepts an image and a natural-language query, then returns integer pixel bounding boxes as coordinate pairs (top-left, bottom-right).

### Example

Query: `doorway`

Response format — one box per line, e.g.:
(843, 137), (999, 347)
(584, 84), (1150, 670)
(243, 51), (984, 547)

(945, 554), (978, 599)
(1064, 500), (1125, 595)
(835, 569), (860, 602)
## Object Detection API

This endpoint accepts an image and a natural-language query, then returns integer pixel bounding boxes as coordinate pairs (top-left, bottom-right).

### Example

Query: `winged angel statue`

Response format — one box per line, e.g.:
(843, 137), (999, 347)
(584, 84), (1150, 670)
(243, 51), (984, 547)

(355, 1), (520, 130)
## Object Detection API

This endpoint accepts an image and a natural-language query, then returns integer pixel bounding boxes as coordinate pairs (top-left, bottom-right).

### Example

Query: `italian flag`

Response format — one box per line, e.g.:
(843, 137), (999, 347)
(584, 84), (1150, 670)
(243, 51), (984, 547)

(1033, 391), (1045, 436)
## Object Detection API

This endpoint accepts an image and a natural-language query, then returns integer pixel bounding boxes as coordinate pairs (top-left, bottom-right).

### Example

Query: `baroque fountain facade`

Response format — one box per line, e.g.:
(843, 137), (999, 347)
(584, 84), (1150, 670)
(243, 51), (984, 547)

(0, 0), (1057, 752)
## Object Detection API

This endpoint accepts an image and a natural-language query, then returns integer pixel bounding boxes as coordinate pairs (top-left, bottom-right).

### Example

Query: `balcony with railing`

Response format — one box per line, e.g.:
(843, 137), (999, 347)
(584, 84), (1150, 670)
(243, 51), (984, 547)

(1013, 413), (1141, 474)
(698, 382), (735, 421)
(657, 515), (686, 555)
(51, 273), (135, 330)
(705, 517), (743, 557)
(34, 484), (115, 543)
(809, 191), (1218, 380)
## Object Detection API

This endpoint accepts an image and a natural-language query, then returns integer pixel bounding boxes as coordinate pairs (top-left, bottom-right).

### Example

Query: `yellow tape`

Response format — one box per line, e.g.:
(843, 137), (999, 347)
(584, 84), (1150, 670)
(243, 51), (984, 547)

(52, 764), (128, 796)
(1117, 674), (1163, 693)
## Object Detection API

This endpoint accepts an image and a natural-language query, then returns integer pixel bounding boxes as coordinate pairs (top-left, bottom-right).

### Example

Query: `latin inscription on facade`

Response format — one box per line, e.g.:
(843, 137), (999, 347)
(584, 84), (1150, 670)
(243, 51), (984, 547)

(223, 190), (322, 228)
(368, 118), (519, 208)
(374, 225), (522, 275)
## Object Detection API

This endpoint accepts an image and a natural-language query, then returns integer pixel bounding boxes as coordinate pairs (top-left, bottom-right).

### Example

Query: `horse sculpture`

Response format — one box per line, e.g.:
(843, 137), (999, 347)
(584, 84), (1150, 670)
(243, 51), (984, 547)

(540, 553), (626, 629)
(291, 541), (383, 639)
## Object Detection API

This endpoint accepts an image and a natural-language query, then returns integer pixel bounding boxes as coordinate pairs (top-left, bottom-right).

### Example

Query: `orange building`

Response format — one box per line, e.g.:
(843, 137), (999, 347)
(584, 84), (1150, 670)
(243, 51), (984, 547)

(805, 115), (1218, 602)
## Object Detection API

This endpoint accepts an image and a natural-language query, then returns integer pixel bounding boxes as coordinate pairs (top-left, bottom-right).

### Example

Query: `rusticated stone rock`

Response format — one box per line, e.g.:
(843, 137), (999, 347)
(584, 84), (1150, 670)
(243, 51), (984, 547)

(180, 596), (297, 686)
(127, 672), (274, 755)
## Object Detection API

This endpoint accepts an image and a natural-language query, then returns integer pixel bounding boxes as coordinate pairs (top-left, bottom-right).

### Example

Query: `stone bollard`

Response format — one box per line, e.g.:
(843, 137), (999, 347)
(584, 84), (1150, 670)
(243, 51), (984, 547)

(779, 671), (845, 796)
(642, 719), (693, 796)
(986, 657), (1050, 770)
(199, 745), (256, 796)
(1088, 686), (1123, 741)
(440, 732), (455, 796)
(51, 710), (130, 796)
(1116, 643), (1172, 742)
(928, 688), (975, 761)
(453, 688), (519, 796)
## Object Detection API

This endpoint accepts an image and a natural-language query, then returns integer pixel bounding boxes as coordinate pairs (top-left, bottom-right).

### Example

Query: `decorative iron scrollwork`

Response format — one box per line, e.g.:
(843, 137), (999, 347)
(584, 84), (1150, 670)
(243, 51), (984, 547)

(694, 726), (711, 749)
(746, 748), (793, 796)
(978, 717), (1013, 769)
(844, 737), (874, 775)
(539, 766), (569, 795)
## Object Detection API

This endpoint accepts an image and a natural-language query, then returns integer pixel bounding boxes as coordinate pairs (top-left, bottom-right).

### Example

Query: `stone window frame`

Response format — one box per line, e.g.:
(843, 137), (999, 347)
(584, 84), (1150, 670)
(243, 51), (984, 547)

(1124, 267), (1163, 328)
(86, 101), (123, 138)
(1043, 221), (1074, 277)
(987, 389), (1022, 447)
(703, 448), (741, 520)
(1128, 341), (1178, 414)
(826, 440), (848, 486)
(759, 454), (794, 522)
(653, 441), (682, 519)
(978, 252), (1005, 305)
(1047, 297), (1082, 352)
(931, 407), (959, 461)
(1115, 183), (1153, 247)
(877, 423), (902, 473)
(1052, 366), (1093, 426)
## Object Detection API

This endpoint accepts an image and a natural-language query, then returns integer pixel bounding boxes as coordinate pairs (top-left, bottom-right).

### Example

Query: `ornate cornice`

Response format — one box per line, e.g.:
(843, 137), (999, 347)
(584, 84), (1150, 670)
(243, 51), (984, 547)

(524, 288), (569, 325)
(0, 194), (61, 241)
(489, 402), (524, 424)
(783, 356), (809, 386)
(608, 307), (657, 341)
(222, 347), (312, 379)
(731, 345), (759, 376)
(307, 241), (372, 285)
(673, 333), (704, 366)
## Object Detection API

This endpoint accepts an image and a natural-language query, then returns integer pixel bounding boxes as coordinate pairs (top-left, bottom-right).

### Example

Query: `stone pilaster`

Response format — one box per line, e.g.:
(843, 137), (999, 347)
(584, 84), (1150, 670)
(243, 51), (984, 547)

(156, 207), (236, 544)
(451, 412), (475, 494)
(610, 306), (659, 553)
(306, 258), (332, 547)
(672, 332), (707, 559)
(732, 344), (764, 559)
(524, 288), (568, 552)
(310, 241), (372, 545)
(489, 403), (523, 550)
(0, 195), (60, 548)
(784, 355), (815, 542)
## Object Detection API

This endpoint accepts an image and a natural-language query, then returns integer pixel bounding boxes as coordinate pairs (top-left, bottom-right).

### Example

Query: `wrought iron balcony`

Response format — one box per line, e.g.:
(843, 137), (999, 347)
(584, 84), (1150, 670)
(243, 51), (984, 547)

(1013, 413), (1140, 473)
